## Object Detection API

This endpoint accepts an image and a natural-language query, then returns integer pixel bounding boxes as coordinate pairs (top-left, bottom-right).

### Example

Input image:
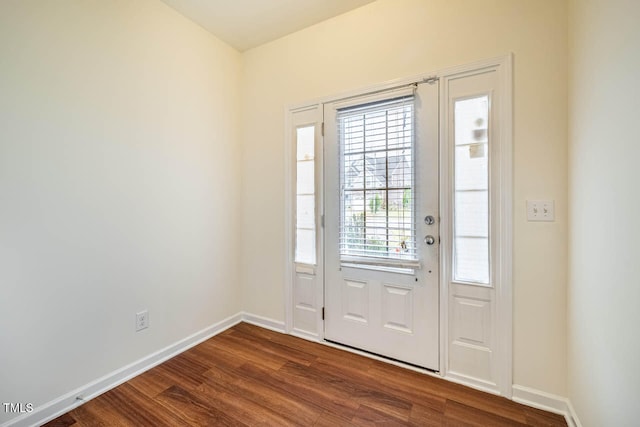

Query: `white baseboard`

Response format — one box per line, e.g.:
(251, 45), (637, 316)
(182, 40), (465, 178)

(290, 328), (321, 342)
(2, 312), (243, 427)
(565, 399), (583, 427)
(240, 311), (286, 333)
(512, 385), (582, 427)
(444, 372), (501, 397)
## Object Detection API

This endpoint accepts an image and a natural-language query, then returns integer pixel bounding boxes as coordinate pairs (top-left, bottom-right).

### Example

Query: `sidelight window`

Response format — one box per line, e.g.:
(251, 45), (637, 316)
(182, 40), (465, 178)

(453, 95), (490, 284)
(295, 125), (316, 265)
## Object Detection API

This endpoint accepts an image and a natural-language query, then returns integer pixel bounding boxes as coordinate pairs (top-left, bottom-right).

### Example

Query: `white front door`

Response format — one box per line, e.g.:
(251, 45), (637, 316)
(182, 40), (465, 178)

(323, 82), (439, 370)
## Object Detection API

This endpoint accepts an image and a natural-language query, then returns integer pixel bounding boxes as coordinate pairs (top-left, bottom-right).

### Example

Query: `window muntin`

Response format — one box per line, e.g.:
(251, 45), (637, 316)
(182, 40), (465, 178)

(295, 125), (316, 265)
(453, 96), (489, 284)
(338, 96), (416, 262)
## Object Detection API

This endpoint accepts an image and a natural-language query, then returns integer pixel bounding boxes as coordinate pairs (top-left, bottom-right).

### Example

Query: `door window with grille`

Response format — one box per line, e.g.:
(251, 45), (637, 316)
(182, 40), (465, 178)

(338, 96), (416, 267)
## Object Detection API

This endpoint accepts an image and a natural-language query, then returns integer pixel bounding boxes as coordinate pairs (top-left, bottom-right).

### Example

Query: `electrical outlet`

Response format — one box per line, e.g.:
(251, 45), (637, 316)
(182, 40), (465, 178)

(136, 310), (149, 332)
(527, 200), (555, 222)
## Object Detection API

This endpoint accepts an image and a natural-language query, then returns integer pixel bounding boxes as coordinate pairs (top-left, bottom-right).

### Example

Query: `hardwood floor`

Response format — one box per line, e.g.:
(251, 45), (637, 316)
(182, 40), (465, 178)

(44, 323), (567, 426)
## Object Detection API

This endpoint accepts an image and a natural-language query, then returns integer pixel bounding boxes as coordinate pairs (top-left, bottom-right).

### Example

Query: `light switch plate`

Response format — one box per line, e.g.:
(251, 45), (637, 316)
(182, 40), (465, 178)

(527, 200), (555, 221)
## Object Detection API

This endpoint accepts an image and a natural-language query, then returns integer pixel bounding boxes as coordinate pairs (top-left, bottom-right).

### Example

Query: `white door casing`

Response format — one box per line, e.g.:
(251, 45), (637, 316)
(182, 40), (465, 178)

(284, 54), (512, 396)
(323, 82), (440, 370)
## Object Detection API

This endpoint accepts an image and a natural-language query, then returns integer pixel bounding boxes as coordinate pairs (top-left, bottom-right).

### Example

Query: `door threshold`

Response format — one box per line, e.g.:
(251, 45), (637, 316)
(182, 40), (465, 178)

(323, 339), (440, 375)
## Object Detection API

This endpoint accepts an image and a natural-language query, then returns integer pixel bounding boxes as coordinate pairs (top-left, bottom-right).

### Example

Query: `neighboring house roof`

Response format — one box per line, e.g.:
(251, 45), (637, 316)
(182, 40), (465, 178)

(346, 153), (410, 189)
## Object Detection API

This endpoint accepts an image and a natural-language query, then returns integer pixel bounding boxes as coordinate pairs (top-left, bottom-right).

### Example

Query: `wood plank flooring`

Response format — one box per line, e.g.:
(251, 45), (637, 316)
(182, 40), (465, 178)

(44, 323), (567, 426)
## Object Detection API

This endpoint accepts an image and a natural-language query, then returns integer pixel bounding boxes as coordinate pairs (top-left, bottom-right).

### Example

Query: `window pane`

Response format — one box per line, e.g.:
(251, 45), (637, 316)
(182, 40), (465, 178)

(454, 237), (489, 283)
(388, 149), (412, 188)
(296, 160), (314, 194)
(455, 97), (488, 146)
(343, 116), (364, 154)
(296, 195), (315, 229)
(454, 96), (489, 284)
(455, 191), (488, 237)
(341, 191), (365, 254)
(296, 126), (314, 160)
(295, 228), (316, 265)
(365, 151), (387, 189)
(364, 111), (387, 152)
(365, 189), (386, 228)
(388, 189), (414, 256)
(387, 105), (413, 150)
(344, 154), (364, 190)
(455, 144), (488, 190)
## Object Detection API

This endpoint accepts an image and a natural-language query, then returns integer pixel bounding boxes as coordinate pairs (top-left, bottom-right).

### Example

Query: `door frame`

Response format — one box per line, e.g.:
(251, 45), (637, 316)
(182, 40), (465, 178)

(284, 54), (513, 397)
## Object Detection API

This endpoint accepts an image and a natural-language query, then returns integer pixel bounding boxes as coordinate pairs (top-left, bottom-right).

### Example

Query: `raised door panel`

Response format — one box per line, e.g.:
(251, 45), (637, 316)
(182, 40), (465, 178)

(381, 283), (414, 334)
(342, 279), (369, 324)
(448, 284), (495, 386)
(293, 273), (318, 335)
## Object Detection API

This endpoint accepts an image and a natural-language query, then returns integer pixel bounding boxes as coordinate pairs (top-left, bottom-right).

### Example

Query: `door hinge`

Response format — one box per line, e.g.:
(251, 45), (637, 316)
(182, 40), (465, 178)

(321, 307), (325, 320)
(320, 214), (324, 228)
(321, 122), (324, 137)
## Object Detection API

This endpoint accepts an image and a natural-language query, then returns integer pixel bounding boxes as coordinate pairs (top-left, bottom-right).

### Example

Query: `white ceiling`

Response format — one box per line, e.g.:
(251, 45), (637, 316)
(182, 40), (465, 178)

(160, 0), (376, 51)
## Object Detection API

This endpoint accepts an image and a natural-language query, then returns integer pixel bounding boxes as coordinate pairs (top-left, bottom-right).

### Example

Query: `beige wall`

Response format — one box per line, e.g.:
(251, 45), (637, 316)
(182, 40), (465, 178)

(241, 0), (568, 395)
(0, 1), (241, 423)
(568, 0), (640, 424)
(0, 1), (575, 421)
